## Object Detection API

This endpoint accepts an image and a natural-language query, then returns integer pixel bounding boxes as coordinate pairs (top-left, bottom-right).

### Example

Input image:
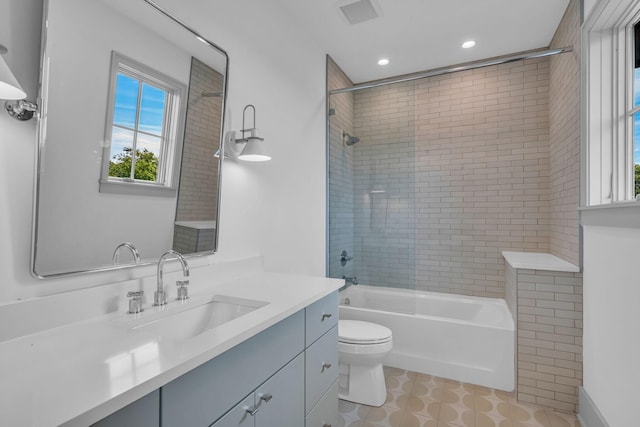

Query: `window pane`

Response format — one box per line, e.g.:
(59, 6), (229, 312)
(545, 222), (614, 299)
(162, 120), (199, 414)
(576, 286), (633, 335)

(139, 83), (166, 136)
(113, 74), (139, 128)
(109, 127), (135, 178)
(134, 133), (161, 182)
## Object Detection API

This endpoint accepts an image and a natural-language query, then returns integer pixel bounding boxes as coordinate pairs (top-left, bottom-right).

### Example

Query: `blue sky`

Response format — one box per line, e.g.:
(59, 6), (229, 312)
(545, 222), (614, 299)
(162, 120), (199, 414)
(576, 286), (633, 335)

(111, 73), (166, 160)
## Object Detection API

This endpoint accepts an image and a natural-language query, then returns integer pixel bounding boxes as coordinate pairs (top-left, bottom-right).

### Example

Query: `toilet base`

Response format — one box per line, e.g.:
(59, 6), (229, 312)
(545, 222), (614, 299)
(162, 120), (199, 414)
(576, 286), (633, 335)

(338, 360), (387, 407)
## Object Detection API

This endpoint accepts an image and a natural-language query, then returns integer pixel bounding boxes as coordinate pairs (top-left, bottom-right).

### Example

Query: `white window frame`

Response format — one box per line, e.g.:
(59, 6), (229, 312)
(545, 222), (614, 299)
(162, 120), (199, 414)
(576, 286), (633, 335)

(100, 52), (187, 197)
(627, 20), (640, 198)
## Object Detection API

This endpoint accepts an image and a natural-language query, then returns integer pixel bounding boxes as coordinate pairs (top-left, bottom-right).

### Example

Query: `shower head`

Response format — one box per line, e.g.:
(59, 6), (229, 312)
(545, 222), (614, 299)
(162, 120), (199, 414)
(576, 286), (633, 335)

(343, 132), (360, 146)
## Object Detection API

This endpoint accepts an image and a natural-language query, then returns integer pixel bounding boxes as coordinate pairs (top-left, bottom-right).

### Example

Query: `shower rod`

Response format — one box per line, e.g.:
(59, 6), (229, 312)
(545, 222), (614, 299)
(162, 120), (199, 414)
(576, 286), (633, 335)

(329, 46), (573, 95)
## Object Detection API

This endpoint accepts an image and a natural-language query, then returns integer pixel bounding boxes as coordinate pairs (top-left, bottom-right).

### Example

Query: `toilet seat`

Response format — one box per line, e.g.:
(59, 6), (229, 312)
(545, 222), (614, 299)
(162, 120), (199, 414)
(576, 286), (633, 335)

(339, 320), (392, 345)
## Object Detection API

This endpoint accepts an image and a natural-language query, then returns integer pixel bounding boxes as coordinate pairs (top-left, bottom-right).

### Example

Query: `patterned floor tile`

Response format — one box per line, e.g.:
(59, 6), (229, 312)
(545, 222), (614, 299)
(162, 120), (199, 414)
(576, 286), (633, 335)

(412, 375), (445, 401)
(339, 368), (580, 427)
(398, 412), (439, 427)
(507, 402), (550, 427)
(364, 405), (407, 426)
(386, 387), (412, 410)
(399, 394), (441, 419)
(545, 410), (580, 427)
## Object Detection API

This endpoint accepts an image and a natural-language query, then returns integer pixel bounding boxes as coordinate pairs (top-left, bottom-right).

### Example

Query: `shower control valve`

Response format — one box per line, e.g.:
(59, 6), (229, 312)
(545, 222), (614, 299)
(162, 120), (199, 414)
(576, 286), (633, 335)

(340, 250), (354, 266)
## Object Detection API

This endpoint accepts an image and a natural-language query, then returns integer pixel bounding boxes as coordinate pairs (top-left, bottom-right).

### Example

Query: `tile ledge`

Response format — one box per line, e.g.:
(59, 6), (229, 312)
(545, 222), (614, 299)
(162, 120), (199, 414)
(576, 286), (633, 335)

(501, 251), (580, 273)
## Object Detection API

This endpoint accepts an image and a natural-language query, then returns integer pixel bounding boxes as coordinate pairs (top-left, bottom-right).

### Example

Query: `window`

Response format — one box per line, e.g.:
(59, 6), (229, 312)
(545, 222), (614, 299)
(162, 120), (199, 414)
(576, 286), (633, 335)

(583, 0), (640, 206)
(100, 52), (186, 196)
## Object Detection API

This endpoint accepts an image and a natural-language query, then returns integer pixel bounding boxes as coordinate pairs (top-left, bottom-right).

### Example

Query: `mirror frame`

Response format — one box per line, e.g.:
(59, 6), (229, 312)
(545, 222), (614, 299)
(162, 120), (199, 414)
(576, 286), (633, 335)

(31, 0), (229, 279)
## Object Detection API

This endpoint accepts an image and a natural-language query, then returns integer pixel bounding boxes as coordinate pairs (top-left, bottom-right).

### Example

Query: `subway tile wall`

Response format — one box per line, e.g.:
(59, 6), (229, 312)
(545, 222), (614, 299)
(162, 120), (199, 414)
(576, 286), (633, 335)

(412, 60), (551, 297)
(347, 59), (551, 297)
(549, 0), (581, 266)
(353, 82), (416, 289)
(172, 225), (215, 254)
(175, 58), (223, 223)
(508, 268), (583, 413)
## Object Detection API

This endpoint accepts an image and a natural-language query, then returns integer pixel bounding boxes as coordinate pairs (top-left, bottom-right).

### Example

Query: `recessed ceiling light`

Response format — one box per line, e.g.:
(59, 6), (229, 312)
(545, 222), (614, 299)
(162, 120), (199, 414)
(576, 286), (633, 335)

(378, 58), (390, 66)
(462, 40), (476, 49)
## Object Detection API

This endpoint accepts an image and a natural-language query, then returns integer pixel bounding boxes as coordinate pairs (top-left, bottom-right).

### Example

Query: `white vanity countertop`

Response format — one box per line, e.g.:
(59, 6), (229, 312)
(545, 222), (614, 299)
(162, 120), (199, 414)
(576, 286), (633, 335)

(0, 272), (343, 427)
(501, 251), (580, 273)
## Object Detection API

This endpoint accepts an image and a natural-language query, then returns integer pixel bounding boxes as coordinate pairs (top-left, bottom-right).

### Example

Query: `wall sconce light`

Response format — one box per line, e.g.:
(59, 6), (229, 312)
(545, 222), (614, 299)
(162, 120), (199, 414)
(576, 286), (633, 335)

(0, 44), (37, 121)
(225, 104), (271, 162)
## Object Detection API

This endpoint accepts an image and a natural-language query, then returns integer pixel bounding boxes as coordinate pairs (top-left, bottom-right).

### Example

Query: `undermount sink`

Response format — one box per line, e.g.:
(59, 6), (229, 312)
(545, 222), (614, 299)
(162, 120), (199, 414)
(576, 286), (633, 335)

(132, 295), (268, 341)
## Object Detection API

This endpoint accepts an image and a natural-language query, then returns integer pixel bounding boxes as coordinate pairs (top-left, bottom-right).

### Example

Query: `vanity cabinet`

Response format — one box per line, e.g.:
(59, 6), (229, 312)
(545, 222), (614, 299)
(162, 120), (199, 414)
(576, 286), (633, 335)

(304, 292), (339, 427)
(91, 390), (159, 427)
(161, 310), (305, 426)
(306, 381), (339, 427)
(93, 291), (338, 427)
(212, 353), (304, 427)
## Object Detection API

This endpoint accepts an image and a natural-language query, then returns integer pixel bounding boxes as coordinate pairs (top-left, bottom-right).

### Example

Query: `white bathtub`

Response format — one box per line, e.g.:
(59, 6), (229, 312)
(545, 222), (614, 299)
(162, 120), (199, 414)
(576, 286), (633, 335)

(339, 285), (515, 391)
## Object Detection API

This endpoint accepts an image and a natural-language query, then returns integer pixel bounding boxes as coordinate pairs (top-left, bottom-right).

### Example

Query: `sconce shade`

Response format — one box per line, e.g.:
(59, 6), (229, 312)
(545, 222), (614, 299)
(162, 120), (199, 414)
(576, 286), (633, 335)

(0, 55), (27, 100)
(238, 129), (271, 162)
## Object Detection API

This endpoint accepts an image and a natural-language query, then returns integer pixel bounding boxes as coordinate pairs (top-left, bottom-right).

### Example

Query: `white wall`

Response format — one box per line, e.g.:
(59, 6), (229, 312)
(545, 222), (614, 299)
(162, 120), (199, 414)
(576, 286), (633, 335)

(582, 225), (640, 426)
(0, 0), (327, 302)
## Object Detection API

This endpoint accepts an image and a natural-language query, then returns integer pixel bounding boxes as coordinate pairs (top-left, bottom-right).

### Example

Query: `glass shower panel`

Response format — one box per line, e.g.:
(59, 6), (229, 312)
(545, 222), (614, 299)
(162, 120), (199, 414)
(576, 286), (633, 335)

(327, 81), (416, 315)
(327, 90), (356, 283)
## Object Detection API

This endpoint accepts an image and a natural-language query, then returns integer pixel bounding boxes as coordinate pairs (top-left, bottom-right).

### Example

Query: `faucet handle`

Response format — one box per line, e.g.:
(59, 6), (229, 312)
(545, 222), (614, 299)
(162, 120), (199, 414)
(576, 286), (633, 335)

(127, 291), (144, 314)
(176, 280), (189, 301)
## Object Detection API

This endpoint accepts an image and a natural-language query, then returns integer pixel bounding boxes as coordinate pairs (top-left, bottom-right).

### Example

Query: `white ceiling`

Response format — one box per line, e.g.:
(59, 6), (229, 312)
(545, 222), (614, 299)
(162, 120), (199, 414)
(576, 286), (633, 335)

(277, 0), (571, 84)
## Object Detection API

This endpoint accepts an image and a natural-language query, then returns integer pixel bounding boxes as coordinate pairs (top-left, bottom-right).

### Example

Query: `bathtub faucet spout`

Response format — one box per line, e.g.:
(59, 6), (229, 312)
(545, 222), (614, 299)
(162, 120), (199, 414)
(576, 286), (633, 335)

(342, 275), (358, 285)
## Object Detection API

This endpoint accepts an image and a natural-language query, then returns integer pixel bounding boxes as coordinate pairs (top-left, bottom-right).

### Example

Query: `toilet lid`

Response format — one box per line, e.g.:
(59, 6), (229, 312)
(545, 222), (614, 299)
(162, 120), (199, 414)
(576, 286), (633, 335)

(339, 320), (392, 344)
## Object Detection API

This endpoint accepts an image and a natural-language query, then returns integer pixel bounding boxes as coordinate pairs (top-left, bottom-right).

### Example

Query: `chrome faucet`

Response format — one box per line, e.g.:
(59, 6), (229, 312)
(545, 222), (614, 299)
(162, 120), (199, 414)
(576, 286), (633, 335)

(112, 242), (141, 265)
(155, 250), (189, 306)
(342, 275), (358, 285)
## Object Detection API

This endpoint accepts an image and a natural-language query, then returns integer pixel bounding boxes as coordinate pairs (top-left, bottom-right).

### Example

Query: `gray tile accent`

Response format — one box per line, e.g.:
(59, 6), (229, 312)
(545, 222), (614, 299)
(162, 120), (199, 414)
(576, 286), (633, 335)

(509, 263), (583, 413)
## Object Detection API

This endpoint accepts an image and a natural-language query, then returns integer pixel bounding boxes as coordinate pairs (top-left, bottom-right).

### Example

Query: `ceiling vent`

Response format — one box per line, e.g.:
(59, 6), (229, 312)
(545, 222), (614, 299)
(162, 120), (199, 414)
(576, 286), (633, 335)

(337, 0), (382, 25)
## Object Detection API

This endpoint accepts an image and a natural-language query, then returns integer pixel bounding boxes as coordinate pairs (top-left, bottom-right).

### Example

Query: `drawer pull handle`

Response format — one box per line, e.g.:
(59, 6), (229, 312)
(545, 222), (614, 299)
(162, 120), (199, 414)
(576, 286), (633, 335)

(323, 424), (332, 427)
(245, 405), (261, 416)
(322, 362), (332, 371)
(259, 393), (272, 403)
(321, 313), (332, 321)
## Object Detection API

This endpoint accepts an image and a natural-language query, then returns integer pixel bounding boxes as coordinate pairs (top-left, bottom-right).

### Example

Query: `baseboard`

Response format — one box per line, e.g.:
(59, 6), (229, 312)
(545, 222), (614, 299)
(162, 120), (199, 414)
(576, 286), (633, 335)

(578, 387), (609, 427)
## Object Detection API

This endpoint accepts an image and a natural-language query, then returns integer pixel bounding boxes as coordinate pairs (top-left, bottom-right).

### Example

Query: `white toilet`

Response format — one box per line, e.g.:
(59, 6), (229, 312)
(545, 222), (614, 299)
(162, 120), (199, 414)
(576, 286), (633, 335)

(338, 320), (393, 407)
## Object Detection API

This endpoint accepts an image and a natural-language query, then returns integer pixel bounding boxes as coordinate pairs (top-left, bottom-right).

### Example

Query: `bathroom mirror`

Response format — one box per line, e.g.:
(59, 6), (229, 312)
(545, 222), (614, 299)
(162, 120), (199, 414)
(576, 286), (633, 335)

(32, 0), (228, 277)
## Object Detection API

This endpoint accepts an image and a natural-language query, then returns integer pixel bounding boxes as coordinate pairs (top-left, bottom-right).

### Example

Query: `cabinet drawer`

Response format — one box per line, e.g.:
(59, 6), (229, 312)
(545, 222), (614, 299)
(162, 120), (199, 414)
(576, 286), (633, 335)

(305, 325), (338, 414)
(305, 292), (338, 346)
(305, 380), (338, 427)
(255, 353), (305, 427)
(162, 310), (304, 427)
(210, 393), (253, 427)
